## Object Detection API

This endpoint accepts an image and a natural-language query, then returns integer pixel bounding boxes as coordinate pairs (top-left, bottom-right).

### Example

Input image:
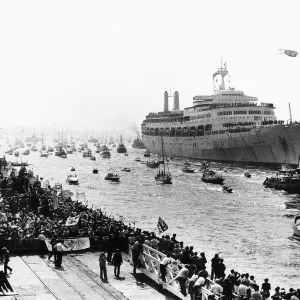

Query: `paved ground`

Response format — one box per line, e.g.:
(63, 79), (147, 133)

(3, 252), (177, 300)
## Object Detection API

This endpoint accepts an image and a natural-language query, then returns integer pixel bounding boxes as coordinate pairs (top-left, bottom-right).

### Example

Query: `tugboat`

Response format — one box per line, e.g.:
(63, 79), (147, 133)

(201, 168), (224, 184)
(146, 160), (160, 168)
(117, 135), (127, 153)
(105, 173), (120, 182)
(263, 164), (300, 193)
(182, 161), (195, 173)
(131, 133), (146, 149)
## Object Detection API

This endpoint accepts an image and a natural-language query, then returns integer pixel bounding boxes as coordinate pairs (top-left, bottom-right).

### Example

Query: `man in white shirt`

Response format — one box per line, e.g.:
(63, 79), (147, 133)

(193, 273), (208, 299)
(37, 231), (46, 257)
(160, 253), (172, 282)
(54, 240), (63, 268)
(211, 279), (223, 297)
(173, 265), (189, 297)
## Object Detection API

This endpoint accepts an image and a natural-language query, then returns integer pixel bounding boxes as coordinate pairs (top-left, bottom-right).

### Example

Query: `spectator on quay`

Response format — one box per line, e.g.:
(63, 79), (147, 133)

(112, 249), (123, 279)
(291, 291), (299, 300)
(215, 258), (226, 279)
(99, 252), (108, 282)
(171, 233), (178, 244)
(250, 275), (257, 289)
(37, 231), (46, 257)
(271, 286), (281, 300)
(210, 278), (223, 297)
(160, 253), (172, 282)
(197, 252), (207, 272)
(188, 269), (198, 300)
(48, 235), (57, 262)
(252, 284), (263, 300)
(131, 240), (142, 275)
(192, 271), (208, 300)
(173, 264), (189, 297)
(173, 243), (182, 259)
(237, 280), (250, 298)
(2, 248), (12, 275)
(242, 273), (251, 286)
(54, 240), (63, 268)
(222, 277), (234, 300)
(181, 246), (191, 264)
(211, 254), (220, 280)
(261, 278), (271, 300)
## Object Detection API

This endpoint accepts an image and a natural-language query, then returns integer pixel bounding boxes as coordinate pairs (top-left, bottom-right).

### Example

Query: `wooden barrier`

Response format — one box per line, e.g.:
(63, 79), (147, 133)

(129, 244), (221, 300)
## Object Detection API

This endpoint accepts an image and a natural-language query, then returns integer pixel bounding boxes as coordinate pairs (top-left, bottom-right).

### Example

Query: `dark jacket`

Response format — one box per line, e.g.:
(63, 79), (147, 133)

(112, 252), (123, 266)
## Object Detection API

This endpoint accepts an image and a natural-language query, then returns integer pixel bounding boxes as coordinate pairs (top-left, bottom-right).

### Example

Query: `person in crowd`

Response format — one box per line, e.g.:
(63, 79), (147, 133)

(192, 270), (208, 300)
(211, 278), (223, 297)
(112, 249), (123, 279)
(0, 270), (14, 293)
(291, 291), (300, 300)
(261, 278), (271, 300)
(188, 269), (198, 300)
(99, 252), (108, 281)
(48, 235), (57, 262)
(173, 264), (189, 297)
(160, 253), (172, 282)
(237, 280), (250, 298)
(181, 246), (191, 264)
(37, 231), (46, 257)
(197, 252), (207, 272)
(2, 248), (12, 275)
(251, 284), (262, 300)
(54, 240), (63, 268)
(211, 254), (220, 280)
(131, 240), (142, 275)
(250, 275), (257, 289)
(271, 286), (281, 300)
(215, 258), (226, 279)
(171, 233), (178, 244)
(223, 277), (234, 300)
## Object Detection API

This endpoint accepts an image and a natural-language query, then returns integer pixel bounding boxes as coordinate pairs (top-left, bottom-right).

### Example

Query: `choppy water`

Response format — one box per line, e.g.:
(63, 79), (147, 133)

(7, 145), (300, 289)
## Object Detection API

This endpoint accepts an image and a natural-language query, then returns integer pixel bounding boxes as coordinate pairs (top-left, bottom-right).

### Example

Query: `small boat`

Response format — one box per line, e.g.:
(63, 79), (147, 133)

(105, 173), (120, 182)
(223, 186), (233, 193)
(155, 171), (172, 184)
(201, 169), (224, 184)
(48, 146), (54, 152)
(146, 160), (160, 168)
(66, 174), (79, 185)
(244, 172), (251, 178)
(11, 161), (29, 167)
(144, 150), (150, 157)
(292, 216), (300, 239)
(40, 151), (49, 158)
(71, 167), (76, 171)
(155, 136), (172, 184)
(182, 164), (195, 173)
(90, 156), (96, 161)
(31, 145), (38, 152)
(93, 168), (98, 174)
(23, 149), (30, 155)
(121, 167), (131, 172)
(117, 135), (127, 153)
(124, 152), (128, 156)
(134, 157), (141, 162)
(14, 151), (20, 157)
(83, 149), (92, 158)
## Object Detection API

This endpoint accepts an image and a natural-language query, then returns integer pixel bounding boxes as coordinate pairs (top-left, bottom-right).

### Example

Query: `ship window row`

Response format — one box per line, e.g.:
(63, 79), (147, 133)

(234, 111), (247, 115)
(217, 111), (233, 116)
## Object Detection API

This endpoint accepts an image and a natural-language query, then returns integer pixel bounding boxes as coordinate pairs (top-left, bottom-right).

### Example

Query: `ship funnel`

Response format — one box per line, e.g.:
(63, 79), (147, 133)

(164, 91), (169, 112)
(173, 91), (179, 110)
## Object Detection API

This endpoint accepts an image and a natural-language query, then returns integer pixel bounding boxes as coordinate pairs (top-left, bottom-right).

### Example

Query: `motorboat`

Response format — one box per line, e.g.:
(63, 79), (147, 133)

(82, 149), (92, 158)
(14, 151), (20, 157)
(66, 174), (79, 185)
(105, 173), (120, 182)
(117, 135), (127, 153)
(121, 167), (131, 172)
(71, 167), (76, 171)
(292, 216), (300, 239)
(40, 151), (49, 158)
(223, 186), (233, 193)
(23, 149), (30, 155)
(31, 145), (38, 152)
(100, 150), (111, 158)
(90, 156), (96, 161)
(182, 163), (195, 173)
(48, 146), (54, 152)
(146, 160), (160, 168)
(134, 157), (141, 162)
(244, 172), (251, 178)
(201, 169), (224, 184)
(92, 168), (98, 174)
(144, 150), (150, 157)
(124, 152), (129, 156)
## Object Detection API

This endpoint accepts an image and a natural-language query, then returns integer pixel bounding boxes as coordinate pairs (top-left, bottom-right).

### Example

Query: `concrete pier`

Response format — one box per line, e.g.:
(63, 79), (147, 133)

(5, 253), (176, 300)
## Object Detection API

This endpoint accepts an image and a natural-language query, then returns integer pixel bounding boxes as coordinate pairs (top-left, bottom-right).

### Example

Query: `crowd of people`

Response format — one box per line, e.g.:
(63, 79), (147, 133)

(0, 165), (299, 300)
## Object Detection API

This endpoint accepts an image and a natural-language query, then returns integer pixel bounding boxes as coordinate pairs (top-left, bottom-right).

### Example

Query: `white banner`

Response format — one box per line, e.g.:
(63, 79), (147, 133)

(45, 237), (90, 252)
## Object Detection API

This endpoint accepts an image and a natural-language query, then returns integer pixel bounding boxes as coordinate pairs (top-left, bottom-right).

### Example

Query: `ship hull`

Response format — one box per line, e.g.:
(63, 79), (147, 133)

(143, 123), (300, 166)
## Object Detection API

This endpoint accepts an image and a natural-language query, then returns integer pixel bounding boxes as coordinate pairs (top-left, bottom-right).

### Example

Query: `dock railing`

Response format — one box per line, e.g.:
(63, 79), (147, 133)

(129, 244), (235, 300)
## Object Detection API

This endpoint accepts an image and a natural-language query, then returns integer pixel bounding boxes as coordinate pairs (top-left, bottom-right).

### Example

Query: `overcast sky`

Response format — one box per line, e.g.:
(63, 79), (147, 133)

(0, 0), (300, 134)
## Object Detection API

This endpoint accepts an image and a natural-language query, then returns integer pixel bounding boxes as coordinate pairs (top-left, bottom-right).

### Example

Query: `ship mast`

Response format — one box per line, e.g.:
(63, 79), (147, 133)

(289, 102), (293, 123)
(213, 55), (228, 90)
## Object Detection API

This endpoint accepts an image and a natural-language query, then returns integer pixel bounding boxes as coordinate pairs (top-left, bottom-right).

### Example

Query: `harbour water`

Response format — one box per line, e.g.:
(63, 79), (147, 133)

(6, 145), (300, 289)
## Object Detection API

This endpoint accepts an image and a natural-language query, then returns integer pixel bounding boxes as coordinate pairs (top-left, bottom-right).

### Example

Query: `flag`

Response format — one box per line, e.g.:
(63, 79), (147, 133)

(52, 191), (58, 210)
(278, 49), (299, 57)
(65, 216), (80, 226)
(157, 217), (168, 233)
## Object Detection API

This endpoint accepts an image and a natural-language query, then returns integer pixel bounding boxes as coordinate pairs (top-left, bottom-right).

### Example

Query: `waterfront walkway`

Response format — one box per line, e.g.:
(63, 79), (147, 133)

(6, 252), (176, 300)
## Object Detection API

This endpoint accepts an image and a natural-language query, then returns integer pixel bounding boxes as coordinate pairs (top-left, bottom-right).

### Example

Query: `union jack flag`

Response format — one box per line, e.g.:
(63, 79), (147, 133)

(157, 217), (168, 233)
(278, 49), (299, 57)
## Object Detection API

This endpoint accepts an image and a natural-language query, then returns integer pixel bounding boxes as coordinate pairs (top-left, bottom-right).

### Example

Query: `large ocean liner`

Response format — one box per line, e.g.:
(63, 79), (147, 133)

(141, 63), (300, 166)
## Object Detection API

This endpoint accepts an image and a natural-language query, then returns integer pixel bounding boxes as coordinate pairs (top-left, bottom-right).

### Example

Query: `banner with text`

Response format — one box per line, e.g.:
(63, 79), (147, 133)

(45, 237), (90, 252)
